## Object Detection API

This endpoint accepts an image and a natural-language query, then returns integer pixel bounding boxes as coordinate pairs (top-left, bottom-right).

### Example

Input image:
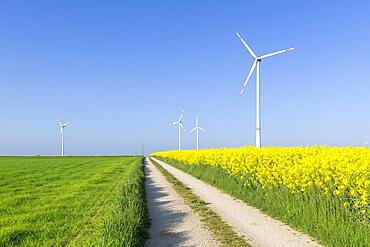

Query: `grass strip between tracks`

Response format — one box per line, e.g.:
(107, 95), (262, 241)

(150, 158), (250, 247)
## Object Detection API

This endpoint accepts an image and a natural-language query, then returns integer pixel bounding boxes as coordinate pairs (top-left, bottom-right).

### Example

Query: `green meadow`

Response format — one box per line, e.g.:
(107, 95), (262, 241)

(0, 156), (147, 247)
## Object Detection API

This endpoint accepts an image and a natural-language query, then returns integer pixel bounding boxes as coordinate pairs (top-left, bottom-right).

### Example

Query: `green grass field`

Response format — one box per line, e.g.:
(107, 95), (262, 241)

(0, 156), (148, 247)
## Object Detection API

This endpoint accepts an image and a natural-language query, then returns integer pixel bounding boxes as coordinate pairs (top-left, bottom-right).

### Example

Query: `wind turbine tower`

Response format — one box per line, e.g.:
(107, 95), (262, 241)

(189, 115), (205, 150)
(58, 120), (69, 156)
(169, 111), (184, 150)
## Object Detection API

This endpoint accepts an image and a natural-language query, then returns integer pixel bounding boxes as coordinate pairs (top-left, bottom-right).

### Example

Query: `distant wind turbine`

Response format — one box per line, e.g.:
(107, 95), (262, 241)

(58, 120), (69, 156)
(169, 111), (184, 150)
(236, 32), (295, 148)
(189, 115), (205, 150)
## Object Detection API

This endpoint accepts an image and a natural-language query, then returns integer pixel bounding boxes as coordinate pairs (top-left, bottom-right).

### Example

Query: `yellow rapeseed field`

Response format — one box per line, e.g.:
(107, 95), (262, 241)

(153, 146), (369, 218)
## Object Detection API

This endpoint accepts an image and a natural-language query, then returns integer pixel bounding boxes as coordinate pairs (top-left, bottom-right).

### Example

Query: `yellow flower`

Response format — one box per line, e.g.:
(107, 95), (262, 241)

(152, 146), (370, 216)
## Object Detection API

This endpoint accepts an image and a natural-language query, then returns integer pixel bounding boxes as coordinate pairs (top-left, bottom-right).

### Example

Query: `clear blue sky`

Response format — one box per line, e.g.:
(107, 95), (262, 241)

(0, 1), (369, 155)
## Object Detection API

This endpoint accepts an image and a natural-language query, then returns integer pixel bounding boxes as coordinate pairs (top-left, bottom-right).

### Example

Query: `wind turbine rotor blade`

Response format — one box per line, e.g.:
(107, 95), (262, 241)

(258, 47), (295, 59)
(199, 127), (206, 132)
(179, 110), (184, 121)
(169, 121), (179, 126)
(240, 60), (257, 95)
(189, 127), (196, 133)
(236, 32), (257, 59)
(58, 120), (62, 126)
(179, 123), (184, 129)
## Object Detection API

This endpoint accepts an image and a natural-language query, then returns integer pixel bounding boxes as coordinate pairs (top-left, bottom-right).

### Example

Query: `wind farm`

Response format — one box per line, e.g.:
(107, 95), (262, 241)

(0, 2), (369, 247)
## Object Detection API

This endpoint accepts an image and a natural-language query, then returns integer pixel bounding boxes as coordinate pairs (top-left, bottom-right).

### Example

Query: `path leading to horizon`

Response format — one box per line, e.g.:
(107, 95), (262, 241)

(149, 157), (323, 247)
(144, 157), (219, 247)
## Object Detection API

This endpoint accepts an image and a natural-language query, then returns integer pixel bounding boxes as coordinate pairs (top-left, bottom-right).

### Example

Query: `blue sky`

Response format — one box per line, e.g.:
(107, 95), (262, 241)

(0, 1), (369, 155)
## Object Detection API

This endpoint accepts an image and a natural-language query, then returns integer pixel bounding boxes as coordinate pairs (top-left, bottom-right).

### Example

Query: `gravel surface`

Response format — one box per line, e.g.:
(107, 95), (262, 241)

(144, 158), (219, 247)
(152, 157), (323, 247)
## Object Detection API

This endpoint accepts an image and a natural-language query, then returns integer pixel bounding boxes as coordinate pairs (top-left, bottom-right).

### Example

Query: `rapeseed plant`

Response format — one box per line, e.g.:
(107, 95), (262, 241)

(153, 146), (369, 219)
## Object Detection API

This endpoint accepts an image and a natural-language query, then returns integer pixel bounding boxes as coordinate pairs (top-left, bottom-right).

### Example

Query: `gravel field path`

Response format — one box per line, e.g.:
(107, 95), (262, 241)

(144, 158), (219, 247)
(151, 157), (323, 247)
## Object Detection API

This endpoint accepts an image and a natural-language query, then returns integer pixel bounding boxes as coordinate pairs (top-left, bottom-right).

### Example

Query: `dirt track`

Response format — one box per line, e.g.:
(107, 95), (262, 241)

(151, 157), (323, 247)
(144, 157), (219, 247)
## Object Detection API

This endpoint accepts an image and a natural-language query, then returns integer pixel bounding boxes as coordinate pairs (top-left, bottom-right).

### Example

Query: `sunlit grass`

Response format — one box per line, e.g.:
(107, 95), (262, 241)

(0, 156), (148, 247)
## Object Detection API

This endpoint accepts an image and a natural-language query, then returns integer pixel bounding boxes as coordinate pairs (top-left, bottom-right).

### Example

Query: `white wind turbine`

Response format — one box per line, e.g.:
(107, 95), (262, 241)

(189, 115), (205, 150)
(58, 120), (69, 156)
(236, 32), (295, 148)
(169, 111), (184, 150)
